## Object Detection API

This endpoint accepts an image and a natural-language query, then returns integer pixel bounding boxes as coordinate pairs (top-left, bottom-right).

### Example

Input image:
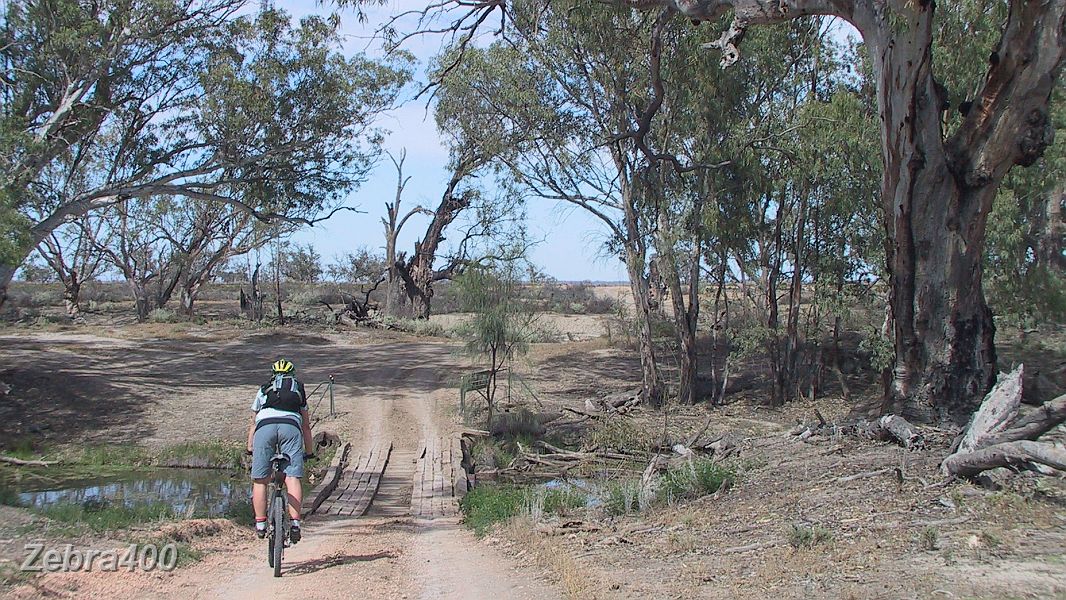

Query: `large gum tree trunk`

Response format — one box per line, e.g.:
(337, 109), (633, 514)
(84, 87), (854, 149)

(63, 276), (83, 321)
(869, 7), (998, 424)
(621, 179), (665, 406)
(866, 0), (1063, 424)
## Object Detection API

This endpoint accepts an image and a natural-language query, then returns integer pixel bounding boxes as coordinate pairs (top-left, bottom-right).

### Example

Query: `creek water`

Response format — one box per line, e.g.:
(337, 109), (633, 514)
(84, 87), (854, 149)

(11, 468), (249, 517)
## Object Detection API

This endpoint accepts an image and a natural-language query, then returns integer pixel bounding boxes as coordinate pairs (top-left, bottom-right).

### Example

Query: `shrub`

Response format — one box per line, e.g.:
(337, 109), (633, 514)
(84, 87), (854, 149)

(148, 308), (179, 323)
(786, 523), (834, 549)
(657, 459), (734, 504)
(587, 418), (654, 453)
(490, 409), (544, 439)
(919, 526), (939, 551)
(603, 479), (641, 516)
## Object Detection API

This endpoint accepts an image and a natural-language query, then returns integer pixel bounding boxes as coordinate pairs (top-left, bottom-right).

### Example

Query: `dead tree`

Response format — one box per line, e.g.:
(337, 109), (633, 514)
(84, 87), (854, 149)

(395, 151), (484, 319)
(242, 262), (265, 322)
(381, 149), (429, 317)
(943, 365), (1066, 478)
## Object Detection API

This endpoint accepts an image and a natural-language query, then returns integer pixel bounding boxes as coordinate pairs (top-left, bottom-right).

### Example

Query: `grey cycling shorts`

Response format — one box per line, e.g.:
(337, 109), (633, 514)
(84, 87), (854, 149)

(251, 421), (304, 479)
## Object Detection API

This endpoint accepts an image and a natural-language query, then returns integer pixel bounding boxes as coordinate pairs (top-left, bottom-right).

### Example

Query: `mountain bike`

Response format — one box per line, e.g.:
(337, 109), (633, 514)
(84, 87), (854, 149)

(265, 451), (313, 578)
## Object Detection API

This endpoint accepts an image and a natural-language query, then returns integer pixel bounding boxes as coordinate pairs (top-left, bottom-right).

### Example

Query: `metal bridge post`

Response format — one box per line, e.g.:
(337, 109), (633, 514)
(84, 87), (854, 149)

(329, 374), (335, 417)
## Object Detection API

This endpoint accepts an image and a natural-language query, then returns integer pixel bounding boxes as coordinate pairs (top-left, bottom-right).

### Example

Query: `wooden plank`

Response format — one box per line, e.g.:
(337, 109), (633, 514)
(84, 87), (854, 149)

(319, 441), (393, 518)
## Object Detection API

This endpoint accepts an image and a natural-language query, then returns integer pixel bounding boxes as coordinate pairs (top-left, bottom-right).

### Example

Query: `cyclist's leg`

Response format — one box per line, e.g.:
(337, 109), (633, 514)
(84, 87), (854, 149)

(277, 422), (305, 520)
(250, 423), (279, 532)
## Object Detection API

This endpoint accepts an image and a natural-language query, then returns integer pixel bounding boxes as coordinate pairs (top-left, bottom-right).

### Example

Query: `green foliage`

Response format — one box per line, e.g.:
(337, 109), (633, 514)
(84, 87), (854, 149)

(0, 2), (411, 291)
(148, 308), (179, 323)
(460, 485), (527, 535)
(72, 445), (150, 468)
(455, 265), (536, 358)
(858, 329), (895, 372)
(786, 523), (834, 549)
(657, 459), (734, 504)
(15, 259), (54, 283)
(327, 247), (388, 283)
(383, 317), (447, 338)
(603, 479), (642, 516)
(460, 483), (586, 535)
(280, 243), (324, 283)
(154, 441), (244, 469)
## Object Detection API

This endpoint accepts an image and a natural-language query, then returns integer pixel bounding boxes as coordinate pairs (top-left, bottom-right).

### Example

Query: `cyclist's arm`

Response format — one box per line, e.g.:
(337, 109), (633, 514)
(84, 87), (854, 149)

(246, 414), (256, 454)
(300, 408), (313, 455)
(248, 387), (265, 453)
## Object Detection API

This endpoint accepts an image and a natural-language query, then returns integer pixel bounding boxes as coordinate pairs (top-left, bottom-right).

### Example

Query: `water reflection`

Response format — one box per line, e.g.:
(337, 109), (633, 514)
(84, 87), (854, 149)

(15, 469), (249, 517)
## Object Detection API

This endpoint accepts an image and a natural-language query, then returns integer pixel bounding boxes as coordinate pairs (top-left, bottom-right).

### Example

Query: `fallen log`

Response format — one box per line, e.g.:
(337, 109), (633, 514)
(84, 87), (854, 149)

(942, 364), (1066, 478)
(981, 393), (1066, 447)
(874, 415), (924, 449)
(957, 365), (1024, 454)
(942, 440), (1066, 478)
(0, 455), (59, 467)
(562, 407), (601, 420)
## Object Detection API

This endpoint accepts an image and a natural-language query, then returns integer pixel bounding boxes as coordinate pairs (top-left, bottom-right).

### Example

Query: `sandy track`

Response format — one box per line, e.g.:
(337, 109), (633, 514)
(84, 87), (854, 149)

(1, 329), (561, 599)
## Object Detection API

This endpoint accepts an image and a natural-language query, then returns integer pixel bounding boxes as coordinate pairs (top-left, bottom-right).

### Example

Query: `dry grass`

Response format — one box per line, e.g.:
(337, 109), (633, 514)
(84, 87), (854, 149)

(503, 516), (607, 599)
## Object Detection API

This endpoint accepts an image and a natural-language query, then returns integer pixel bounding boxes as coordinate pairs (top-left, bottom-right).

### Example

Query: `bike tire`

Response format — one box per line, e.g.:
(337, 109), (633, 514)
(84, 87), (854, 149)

(267, 530), (275, 568)
(271, 496), (285, 577)
(266, 496), (276, 568)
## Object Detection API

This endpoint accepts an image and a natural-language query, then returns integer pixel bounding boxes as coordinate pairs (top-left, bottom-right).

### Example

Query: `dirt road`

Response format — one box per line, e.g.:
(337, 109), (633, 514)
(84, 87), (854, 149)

(1, 329), (562, 599)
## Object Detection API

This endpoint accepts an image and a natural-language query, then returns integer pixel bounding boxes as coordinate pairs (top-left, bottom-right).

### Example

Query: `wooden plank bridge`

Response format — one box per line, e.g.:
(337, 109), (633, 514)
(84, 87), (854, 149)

(411, 437), (468, 518)
(307, 437), (468, 519)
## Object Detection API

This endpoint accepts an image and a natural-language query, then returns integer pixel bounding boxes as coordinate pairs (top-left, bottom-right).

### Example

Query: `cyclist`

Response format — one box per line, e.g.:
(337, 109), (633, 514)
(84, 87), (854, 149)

(246, 359), (313, 543)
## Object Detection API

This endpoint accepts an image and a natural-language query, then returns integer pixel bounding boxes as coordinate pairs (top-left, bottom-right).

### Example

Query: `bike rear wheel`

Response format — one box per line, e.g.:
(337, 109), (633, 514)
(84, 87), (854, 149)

(271, 493), (285, 577)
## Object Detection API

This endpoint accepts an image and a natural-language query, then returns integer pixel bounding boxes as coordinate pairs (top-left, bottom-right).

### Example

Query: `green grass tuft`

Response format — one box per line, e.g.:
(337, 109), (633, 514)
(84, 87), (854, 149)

(461, 483), (587, 535)
(658, 459), (734, 504)
(461, 485), (527, 535)
(154, 441), (244, 469)
(39, 498), (178, 533)
(787, 523), (834, 549)
(603, 479), (641, 516)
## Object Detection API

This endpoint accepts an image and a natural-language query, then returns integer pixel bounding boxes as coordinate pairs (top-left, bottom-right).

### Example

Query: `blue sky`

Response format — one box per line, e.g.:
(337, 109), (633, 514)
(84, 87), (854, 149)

(278, 0), (630, 282)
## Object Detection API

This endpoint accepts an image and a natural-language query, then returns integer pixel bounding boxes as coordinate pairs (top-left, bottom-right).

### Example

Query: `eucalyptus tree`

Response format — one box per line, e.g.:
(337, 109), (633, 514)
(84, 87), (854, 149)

(371, 0), (1065, 423)
(0, 2), (412, 308)
(651, 0), (1063, 424)
(36, 215), (109, 320)
(435, 5), (670, 403)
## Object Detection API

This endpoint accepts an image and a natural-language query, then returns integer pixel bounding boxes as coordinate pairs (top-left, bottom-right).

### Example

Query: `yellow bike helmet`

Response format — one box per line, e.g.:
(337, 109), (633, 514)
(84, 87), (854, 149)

(271, 359), (295, 374)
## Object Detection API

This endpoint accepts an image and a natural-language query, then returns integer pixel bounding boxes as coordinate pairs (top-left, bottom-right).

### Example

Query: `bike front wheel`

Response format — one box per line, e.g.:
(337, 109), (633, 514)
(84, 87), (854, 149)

(271, 495), (285, 577)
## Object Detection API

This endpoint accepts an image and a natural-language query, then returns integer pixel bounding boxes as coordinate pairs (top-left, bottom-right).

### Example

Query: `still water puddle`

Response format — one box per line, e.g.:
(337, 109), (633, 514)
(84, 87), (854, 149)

(13, 468), (249, 517)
